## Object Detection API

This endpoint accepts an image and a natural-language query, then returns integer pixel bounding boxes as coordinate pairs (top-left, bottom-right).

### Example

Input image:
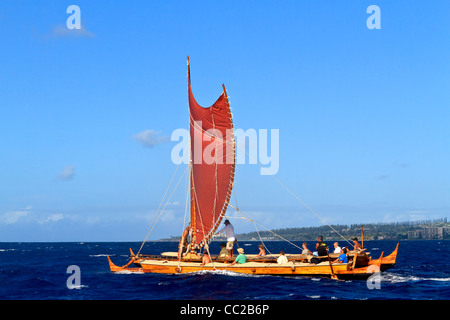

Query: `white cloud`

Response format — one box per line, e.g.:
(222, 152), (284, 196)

(405, 210), (428, 214)
(85, 216), (100, 225)
(0, 206), (97, 227)
(38, 214), (65, 225)
(48, 25), (95, 39)
(0, 210), (30, 224)
(58, 166), (76, 181)
(0, 207), (68, 225)
(382, 212), (428, 223)
(159, 210), (176, 222)
(133, 130), (169, 148)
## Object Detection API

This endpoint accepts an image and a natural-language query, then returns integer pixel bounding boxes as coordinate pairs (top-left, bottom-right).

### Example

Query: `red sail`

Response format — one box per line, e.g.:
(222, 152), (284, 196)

(187, 57), (235, 248)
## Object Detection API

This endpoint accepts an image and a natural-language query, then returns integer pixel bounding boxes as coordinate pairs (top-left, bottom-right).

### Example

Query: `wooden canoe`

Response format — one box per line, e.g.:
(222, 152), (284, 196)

(108, 254), (385, 280)
(138, 259), (353, 277)
(130, 249), (371, 265)
(108, 244), (398, 279)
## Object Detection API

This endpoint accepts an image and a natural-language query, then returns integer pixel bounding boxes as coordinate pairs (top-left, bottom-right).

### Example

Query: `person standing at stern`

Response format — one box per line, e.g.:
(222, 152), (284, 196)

(215, 220), (235, 259)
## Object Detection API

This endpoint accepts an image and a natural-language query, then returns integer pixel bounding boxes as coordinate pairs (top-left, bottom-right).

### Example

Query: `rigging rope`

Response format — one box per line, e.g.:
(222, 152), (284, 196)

(177, 170), (191, 268)
(265, 174), (353, 247)
(226, 204), (303, 252)
(193, 123), (354, 248)
(136, 163), (189, 256)
(238, 140), (353, 247)
(191, 170), (217, 270)
(231, 189), (271, 254)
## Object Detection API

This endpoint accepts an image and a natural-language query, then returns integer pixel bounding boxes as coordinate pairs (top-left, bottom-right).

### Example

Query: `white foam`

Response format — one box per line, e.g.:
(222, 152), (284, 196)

(115, 270), (144, 274)
(382, 273), (450, 283)
(174, 269), (272, 278)
(68, 285), (89, 289)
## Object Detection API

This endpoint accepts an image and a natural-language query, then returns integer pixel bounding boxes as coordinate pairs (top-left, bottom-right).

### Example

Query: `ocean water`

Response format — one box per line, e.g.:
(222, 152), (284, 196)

(0, 240), (449, 300)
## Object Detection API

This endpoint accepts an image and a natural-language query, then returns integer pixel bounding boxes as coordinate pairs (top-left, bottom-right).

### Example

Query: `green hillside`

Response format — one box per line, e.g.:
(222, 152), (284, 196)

(236, 218), (449, 241)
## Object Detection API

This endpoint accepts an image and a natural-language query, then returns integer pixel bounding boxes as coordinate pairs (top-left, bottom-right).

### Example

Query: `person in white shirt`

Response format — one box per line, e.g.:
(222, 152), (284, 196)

(215, 220), (235, 259)
(333, 242), (342, 254)
(277, 251), (288, 264)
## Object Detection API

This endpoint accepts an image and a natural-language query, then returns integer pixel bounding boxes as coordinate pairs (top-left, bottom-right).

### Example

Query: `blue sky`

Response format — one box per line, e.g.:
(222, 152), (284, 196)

(0, 1), (449, 241)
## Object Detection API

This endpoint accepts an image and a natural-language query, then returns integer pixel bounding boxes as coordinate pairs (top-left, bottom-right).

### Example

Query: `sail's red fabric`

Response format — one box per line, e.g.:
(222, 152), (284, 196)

(188, 59), (235, 247)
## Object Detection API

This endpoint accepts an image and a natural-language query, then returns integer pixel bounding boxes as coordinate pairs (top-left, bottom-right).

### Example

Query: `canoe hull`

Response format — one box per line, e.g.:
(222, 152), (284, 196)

(139, 260), (353, 277)
(108, 243), (398, 280)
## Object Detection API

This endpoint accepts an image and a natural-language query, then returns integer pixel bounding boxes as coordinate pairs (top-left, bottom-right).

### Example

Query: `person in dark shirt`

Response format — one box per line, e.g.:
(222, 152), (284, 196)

(316, 236), (328, 256)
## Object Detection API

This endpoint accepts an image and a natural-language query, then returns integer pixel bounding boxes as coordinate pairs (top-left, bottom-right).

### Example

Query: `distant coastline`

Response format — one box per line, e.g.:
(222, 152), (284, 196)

(236, 218), (450, 241)
(161, 218), (449, 242)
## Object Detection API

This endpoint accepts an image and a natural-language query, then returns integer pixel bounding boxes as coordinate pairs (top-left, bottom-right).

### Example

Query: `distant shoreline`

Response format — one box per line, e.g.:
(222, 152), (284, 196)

(161, 218), (450, 242)
(1, 218), (447, 243)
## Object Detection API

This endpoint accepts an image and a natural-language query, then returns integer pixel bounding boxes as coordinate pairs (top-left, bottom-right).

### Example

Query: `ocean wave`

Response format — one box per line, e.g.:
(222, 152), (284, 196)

(69, 285), (89, 289)
(382, 273), (450, 283)
(115, 270), (144, 275)
(175, 269), (271, 278)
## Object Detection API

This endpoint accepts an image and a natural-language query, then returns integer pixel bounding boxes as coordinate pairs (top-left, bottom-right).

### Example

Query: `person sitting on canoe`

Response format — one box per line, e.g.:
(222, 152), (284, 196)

(257, 244), (266, 257)
(201, 251), (211, 266)
(301, 242), (312, 255)
(333, 242), (342, 254)
(333, 248), (348, 264)
(316, 236), (328, 256)
(218, 242), (228, 258)
(228, 248), (247, 266)
(352, 237), (362, 251)
(215, 219), (235, 259)
(277, 251), (288, 264)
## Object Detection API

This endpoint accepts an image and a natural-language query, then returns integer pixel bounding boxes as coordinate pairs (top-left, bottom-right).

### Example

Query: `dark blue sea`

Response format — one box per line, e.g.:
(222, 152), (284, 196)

(0, 240), (449, 301)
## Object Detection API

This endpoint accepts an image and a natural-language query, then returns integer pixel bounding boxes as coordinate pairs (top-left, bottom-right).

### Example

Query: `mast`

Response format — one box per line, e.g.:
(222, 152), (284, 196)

(361, 225), (364, 250)
(189, 160), (197, 253)
(187, 56), (196, 253)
